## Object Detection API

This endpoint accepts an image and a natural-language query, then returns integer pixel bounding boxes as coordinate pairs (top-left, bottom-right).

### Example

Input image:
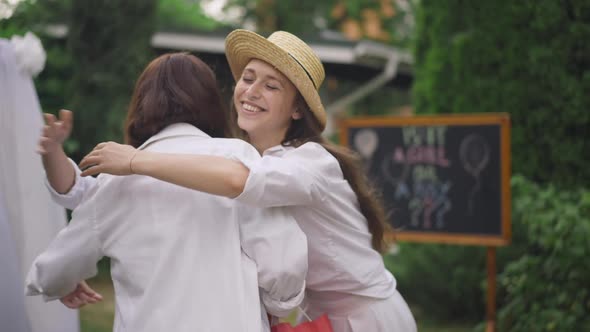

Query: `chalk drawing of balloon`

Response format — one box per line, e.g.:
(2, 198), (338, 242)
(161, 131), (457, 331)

(459, 134), (490, 215)
(354, 129), (378, 159)
(354, 129), (379, 172)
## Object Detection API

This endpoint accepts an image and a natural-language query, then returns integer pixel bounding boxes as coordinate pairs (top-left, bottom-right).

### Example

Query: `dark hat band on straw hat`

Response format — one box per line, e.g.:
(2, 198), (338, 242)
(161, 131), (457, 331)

(288, 53), (317, 89)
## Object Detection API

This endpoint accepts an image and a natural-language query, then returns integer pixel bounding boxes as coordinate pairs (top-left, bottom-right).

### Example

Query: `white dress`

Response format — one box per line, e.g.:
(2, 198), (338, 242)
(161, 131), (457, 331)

(26, 124), (308, 332)
(0, 37), (79, 332)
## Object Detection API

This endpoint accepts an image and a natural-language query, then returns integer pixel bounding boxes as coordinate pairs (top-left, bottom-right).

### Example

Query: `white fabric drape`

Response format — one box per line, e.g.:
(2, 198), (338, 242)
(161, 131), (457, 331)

(0, 37), (79, 332)
(0, 190), (30, 331)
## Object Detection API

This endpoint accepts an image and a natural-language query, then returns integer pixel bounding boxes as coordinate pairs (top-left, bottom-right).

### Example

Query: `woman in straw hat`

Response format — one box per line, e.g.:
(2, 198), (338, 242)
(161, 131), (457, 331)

(30, 52), (308, 332)
(77, 30), (417, 331)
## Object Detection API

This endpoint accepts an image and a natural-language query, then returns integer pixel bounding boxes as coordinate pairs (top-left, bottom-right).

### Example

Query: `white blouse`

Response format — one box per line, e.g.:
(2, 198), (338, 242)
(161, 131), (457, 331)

(236, 142), (396, 299)
(26, 124), (308, 332)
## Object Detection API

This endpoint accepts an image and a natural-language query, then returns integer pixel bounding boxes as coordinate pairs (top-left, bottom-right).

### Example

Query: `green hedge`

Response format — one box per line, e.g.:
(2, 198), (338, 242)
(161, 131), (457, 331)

(398, 1), (590, 327)
(412, 1), (590, 188)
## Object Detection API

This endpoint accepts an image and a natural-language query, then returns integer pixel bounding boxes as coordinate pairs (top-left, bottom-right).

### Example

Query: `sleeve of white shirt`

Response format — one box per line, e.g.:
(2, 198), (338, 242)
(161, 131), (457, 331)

(45, 158), (97, 210)
(25, 184), (103, 301)
(238, 203), (308, 317)
(214, 140), (310, 315)
(226, 141), (308, 315)
(236, 143), (337, 207)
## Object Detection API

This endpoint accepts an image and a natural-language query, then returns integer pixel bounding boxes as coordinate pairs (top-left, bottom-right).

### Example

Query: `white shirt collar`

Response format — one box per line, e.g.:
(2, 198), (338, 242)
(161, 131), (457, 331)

(138, 123), (210, 150)
(262, 144), (295, 156)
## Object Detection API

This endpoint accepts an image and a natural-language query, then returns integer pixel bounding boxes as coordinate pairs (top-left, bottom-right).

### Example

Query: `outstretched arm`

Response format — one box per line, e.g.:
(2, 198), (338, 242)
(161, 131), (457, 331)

(25, 201), (103, 301)
(38, 110), (76, 194)
(79, 142), (250, 198)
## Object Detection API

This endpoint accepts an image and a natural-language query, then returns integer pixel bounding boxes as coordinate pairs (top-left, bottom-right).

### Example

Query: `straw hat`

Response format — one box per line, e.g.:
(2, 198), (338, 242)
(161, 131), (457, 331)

(225, 29), (327, 130)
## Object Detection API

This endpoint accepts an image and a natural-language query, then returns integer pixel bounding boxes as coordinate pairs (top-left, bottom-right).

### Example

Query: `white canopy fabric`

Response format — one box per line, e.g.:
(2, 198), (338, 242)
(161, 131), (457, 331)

(0, 36), (79, 332)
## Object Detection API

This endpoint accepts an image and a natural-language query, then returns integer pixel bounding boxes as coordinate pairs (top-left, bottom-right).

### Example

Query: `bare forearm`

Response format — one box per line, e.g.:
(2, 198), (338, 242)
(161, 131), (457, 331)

(132, 151), (250, 198)
(42, 147), (76, 194)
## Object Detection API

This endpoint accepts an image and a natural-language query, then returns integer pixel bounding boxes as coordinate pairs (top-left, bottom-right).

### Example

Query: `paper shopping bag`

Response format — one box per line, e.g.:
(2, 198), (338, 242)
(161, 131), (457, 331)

(271, 314), (333, 332)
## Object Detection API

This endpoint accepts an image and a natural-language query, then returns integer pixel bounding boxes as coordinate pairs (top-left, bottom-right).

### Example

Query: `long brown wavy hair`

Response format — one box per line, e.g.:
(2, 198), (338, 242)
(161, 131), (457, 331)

(288, 95), (391, 253)
(229, 93), (390, 253)
(124, 53), (229, 147)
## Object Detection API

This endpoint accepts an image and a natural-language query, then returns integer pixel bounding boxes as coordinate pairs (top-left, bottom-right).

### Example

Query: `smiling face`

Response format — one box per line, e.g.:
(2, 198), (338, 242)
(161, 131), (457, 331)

(233, 59), (302, 151)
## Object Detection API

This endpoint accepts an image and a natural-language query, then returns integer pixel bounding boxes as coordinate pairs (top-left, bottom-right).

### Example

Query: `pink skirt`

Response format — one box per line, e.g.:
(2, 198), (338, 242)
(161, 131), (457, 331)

(298, 289), (416, 332)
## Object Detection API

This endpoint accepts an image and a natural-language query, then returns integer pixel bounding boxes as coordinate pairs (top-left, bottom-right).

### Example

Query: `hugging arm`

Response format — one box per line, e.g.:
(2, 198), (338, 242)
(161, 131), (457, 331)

(79, 142), (328, 208)
(80, 142), (251, 198)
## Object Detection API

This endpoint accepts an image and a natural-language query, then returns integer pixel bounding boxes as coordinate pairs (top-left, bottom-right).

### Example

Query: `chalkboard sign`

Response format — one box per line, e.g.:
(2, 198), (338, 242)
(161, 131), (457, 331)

(340, 114), (511, 246)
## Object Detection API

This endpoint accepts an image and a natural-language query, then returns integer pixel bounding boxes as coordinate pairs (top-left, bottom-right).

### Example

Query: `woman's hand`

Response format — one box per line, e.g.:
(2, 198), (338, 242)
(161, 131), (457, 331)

(60, 281), (103, 309)
(37, 109), (73, 155)
(79, 142), (138, 177)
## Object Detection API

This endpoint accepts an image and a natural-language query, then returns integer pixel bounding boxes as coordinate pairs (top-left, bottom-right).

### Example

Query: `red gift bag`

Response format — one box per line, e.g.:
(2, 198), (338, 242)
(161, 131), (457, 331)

(271, 312), (333, 332)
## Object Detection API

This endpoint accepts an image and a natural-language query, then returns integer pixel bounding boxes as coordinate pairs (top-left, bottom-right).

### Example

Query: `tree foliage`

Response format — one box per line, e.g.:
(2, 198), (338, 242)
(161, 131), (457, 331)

(64, 0), (157, 160)
(223, 0), (417, 47)
(413, 1), (590, 188)
(158, 0), (221, 31)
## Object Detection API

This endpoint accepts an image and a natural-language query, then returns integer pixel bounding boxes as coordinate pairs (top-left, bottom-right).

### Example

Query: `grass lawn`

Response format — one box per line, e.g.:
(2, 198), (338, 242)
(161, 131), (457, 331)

(79, 279), (115, 332)
(411, 305), (475, 332)
(80, 279), (475, 332)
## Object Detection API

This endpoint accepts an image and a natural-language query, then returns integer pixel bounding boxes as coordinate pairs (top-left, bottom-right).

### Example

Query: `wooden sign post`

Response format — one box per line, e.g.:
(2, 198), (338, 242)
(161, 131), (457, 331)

(340, 113), (511, 331)
(486, 247), (497, 332)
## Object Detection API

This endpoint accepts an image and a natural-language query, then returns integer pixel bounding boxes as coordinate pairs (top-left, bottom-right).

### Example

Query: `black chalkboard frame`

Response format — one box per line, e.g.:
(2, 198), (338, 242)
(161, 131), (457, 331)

(339, 113), (511, 246)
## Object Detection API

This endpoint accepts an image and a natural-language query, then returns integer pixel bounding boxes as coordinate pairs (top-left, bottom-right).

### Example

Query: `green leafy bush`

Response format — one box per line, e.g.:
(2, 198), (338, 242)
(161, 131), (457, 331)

(385, 243), (486, 322)
(496, 176), (590, 331)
